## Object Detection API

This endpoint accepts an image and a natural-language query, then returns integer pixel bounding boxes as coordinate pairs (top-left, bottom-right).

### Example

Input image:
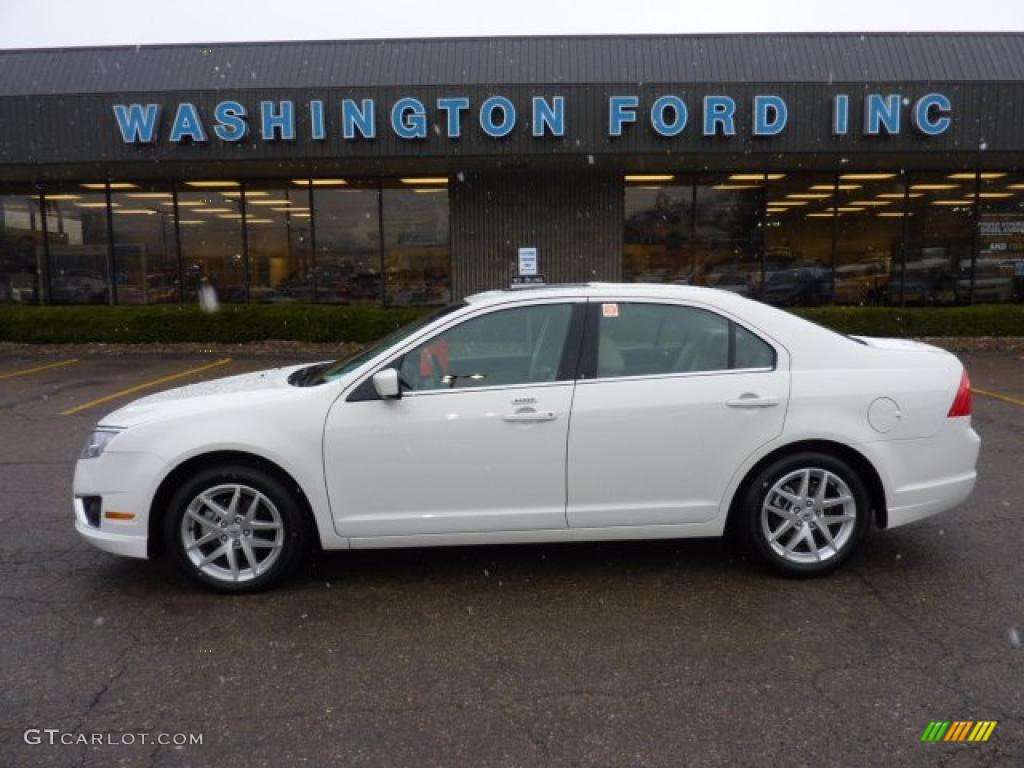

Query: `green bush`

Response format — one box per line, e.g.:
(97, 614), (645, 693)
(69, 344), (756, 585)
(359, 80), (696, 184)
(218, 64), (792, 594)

(794, 304), (1024, 338)
(0, 302), (1020, 344)
(0, 304), (434, 344)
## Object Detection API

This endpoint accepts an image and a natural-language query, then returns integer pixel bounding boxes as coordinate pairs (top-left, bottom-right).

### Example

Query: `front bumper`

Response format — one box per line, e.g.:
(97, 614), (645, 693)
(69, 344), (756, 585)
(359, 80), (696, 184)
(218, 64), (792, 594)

(73, 450), (166, 560)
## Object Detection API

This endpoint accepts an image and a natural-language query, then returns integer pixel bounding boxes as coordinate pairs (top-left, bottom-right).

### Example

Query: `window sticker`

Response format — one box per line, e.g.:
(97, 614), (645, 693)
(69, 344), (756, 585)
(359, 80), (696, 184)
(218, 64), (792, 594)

(602, 303), (619, 318)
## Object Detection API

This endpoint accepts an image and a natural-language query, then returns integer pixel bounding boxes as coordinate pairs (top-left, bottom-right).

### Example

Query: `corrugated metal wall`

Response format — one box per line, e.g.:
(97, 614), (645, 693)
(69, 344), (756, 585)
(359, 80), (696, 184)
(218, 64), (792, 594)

(451, 172), (623, 298)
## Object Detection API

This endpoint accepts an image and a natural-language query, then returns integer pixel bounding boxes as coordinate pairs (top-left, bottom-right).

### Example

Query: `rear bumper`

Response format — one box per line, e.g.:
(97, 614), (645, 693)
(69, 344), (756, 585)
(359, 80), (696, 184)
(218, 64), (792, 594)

(859, 417), (980, 529)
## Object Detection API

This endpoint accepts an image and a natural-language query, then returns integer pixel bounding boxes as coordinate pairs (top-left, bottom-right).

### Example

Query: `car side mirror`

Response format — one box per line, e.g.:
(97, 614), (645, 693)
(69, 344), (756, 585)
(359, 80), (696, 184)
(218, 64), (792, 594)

(372, 368), (402, 399)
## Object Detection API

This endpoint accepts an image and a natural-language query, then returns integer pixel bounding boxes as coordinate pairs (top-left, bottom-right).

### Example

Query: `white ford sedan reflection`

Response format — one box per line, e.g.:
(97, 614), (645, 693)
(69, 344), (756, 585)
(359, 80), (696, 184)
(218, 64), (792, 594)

(73, 284), (979, 591)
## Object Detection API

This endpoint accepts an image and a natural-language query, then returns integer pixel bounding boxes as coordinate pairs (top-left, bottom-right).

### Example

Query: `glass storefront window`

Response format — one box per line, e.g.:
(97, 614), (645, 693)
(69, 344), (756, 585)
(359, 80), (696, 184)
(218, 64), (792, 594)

(244, 183), (312, 303)
(623, 180), (693, 284)
(0, 188), (46, 304)
(902, 172), (975, 305)
(308, 180), (381, 303)
(110, 184), (179, 304)
(763, 174), (836, 306)
(833, 173), (905, 305)
(45, 185), (111, 304)
(693, 174), (763, 299)
(176, 183), (245, 302)
(975, 172), (1023, 303)
(381, 180), (450, 306)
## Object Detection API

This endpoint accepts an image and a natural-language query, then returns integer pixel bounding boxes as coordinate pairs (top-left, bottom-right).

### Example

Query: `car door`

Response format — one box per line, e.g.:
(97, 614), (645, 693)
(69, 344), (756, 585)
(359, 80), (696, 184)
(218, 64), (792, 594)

(324, 299), (584, 538)
(566, 299), (789, 528)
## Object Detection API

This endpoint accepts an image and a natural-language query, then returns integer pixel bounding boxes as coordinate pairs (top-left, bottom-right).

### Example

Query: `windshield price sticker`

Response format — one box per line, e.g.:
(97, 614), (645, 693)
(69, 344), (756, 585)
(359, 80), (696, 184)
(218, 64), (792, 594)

(602, 303), (619, 318)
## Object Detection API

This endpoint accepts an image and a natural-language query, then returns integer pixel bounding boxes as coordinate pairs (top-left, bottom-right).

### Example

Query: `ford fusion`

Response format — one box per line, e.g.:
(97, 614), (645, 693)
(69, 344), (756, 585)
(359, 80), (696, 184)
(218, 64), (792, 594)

(73, 284), (979, 592)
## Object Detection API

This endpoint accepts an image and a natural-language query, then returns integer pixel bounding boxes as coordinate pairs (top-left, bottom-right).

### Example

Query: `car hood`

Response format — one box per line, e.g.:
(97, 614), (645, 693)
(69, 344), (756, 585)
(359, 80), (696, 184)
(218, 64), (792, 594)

(98, 362), (330, 428)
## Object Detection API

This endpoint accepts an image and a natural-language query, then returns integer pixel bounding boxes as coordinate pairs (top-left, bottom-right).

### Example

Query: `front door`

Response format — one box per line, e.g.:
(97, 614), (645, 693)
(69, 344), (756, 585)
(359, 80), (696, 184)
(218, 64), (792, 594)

(567, 300), (789, 528)
(325, 300), (583, 538)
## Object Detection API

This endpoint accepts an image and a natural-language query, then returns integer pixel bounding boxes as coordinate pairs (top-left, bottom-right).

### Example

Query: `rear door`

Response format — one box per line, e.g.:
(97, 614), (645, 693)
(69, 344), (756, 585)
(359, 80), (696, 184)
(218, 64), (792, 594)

(566, 299), (790, 528)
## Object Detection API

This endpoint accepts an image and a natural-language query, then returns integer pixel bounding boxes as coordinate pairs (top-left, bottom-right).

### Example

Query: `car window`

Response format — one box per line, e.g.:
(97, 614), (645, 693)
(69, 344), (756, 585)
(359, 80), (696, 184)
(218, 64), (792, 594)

(734, 324), (777, 369)
(594, 302), (774, 379)
(398, 304), (574, 391)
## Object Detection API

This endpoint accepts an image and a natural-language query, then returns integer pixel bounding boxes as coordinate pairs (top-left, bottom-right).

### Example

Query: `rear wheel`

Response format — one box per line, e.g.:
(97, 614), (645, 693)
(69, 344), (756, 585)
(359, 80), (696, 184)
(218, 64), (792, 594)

(742, 452), (870, 577)
(164, 465), (310, 593)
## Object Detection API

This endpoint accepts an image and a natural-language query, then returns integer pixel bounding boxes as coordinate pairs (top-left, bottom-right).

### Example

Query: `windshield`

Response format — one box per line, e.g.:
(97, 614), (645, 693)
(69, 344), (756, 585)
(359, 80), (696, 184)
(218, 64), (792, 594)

(315, 303), (465, 383)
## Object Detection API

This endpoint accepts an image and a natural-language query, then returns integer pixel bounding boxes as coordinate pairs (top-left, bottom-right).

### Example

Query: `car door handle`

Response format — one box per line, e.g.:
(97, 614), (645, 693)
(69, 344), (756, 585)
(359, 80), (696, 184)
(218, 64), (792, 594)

(726, 395), (780, 408)
(503, 409), (558, 423)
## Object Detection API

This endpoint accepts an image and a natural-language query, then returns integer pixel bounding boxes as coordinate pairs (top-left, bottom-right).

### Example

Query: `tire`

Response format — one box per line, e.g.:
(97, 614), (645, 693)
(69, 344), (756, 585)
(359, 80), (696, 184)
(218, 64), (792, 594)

(164, 464), (310, 593)
(740, 452), (870, 577)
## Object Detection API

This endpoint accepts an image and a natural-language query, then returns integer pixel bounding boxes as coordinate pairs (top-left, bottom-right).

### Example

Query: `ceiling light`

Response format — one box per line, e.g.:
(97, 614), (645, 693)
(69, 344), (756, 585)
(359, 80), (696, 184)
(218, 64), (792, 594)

(787, 193), (831, 199)
(978, 192), (1013, 198)
(185, 181), (240, 188)
(1006, 184), (1024, 190)
(766, 200), (807, 206)
(123, 192), (173, 199)
(930, 200), (974, 206)
(291, 178), (348, 186)
(44, 194), (81, 200)
(765, 208), (788, 213)
(217, 213), (244, 219)
(825, 207), (865, 213)
(74, 202), (116, 208)
(876, 192), (924, 199)
(910, 183), (959, 191)
(839, 173), (897, 180)
(194, 208), (234, 214)
(810, 184), (861, 191)
(805, 212), (834, 217)
(245, 218), (274, 224)
(271, 207), (310, 212)
(625, 174), (674, 182)
(713, 184), (760, 190)
(728, 173), (785, 181)
(848, 200), (892, 206)
(171, 201), (206, 206)
(400, 177), (449, 185)
(176, 220), (205, 225)
(876, 212), (912, 217)
(413, 189), (446, 194)
(114, 209), (157, 215)
(80, 182), (138, 190)
(948, 172), (1006, 180)
(247, 200), (293, 205)
(290, 213), (312, 218)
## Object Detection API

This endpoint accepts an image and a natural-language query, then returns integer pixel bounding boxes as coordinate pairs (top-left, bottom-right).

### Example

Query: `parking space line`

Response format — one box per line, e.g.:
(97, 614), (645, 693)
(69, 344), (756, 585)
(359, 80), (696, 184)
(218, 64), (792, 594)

(0, 358), (80, 381)
(60, 358), (233, 416)
(974, 387), (1024, 408)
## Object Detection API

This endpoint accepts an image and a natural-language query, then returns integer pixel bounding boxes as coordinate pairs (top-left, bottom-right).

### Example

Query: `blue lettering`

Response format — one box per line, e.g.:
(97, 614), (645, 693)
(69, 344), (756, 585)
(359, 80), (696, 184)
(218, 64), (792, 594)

(609, 96), (639, 137)
(112, 103), (161, 144)
(912, 93), (952, 136)
(753, 95), (787, 136)
(437, 97), (470, 138)
(864, 93), (901, 135)
(169, 103), (207, 143)
(532, 96), (565, 137)
(832, 94), (850, 136)
(480, 96), (516, 138)
(650, 95), (688, 137)
(342, 99), (375, 139)
(260, 100), (295, 141)
(212, 101), (248, 142)
(309, 100), (326, 140)
(703, 96), (736, 136)
(391, 97), (427, 139)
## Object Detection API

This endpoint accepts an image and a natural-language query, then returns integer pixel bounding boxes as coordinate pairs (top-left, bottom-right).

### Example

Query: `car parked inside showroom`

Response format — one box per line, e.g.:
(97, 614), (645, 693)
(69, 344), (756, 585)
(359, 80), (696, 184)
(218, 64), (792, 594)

(73, 283), (979, 591)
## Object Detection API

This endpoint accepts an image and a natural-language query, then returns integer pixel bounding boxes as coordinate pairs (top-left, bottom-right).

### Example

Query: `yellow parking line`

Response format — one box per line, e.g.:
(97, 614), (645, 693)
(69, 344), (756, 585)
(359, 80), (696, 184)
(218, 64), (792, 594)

(974, 387), (1024, 408)
(60, 358), (233, 416)
(0, 358), (79, 381)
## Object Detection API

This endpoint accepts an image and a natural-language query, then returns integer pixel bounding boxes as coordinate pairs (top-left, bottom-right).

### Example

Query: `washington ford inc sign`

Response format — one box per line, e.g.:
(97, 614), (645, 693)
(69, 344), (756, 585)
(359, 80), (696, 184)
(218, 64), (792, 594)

(112, 92), (954, 145)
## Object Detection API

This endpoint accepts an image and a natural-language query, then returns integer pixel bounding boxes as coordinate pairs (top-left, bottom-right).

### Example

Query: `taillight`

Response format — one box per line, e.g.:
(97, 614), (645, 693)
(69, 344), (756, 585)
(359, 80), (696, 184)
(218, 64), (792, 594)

(948, 369), (972, 418)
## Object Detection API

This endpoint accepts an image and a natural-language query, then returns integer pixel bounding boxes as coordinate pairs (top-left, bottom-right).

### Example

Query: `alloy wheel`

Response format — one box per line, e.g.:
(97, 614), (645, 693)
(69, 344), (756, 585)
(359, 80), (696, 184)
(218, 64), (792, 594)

(760, 468), (858, 565)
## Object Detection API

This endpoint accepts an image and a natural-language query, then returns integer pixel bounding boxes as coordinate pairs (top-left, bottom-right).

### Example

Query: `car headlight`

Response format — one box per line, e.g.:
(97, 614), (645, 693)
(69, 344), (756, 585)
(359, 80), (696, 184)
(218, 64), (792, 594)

(80, 429), (121, 460)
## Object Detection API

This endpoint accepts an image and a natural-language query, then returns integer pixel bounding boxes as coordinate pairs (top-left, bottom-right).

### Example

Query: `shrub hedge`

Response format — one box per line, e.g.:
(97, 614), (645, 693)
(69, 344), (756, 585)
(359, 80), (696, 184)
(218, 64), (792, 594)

(0, 302), (1021, 344)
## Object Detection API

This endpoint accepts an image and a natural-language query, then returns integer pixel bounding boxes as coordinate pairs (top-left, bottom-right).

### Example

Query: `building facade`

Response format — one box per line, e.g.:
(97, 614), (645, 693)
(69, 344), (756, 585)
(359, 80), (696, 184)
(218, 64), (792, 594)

(1, 33), (1023, 307)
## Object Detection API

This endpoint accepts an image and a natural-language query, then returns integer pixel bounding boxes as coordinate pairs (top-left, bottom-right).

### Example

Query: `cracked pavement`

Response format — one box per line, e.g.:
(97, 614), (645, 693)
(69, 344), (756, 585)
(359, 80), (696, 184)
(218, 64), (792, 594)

(0, 348), (1021, 767)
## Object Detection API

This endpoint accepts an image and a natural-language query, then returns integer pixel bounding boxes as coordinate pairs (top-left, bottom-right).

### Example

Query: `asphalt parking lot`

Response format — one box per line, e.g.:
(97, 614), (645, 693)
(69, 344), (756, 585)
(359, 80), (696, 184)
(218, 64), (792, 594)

(0, 346), (1021, 767)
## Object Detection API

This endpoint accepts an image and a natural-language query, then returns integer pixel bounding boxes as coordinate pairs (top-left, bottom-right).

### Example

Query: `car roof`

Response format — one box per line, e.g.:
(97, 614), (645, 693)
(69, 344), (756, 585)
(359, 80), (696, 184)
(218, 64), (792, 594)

(464, 282), (744, 306)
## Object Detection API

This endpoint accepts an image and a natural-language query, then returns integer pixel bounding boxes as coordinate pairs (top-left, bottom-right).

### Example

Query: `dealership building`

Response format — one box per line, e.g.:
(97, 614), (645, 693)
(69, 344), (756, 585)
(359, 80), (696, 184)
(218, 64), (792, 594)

(1, 33), (1023, 307)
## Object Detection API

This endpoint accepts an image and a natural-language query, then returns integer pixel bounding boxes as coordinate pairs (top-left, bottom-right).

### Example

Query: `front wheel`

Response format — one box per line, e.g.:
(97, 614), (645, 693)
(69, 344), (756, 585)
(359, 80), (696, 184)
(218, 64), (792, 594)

(164, 465), (310, 593)
(742, 452), (870, 577)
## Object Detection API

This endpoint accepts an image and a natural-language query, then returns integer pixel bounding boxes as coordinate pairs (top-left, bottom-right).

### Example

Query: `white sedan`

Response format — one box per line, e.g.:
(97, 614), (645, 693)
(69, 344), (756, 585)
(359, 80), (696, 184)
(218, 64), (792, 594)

(73, 284), (979, 591)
